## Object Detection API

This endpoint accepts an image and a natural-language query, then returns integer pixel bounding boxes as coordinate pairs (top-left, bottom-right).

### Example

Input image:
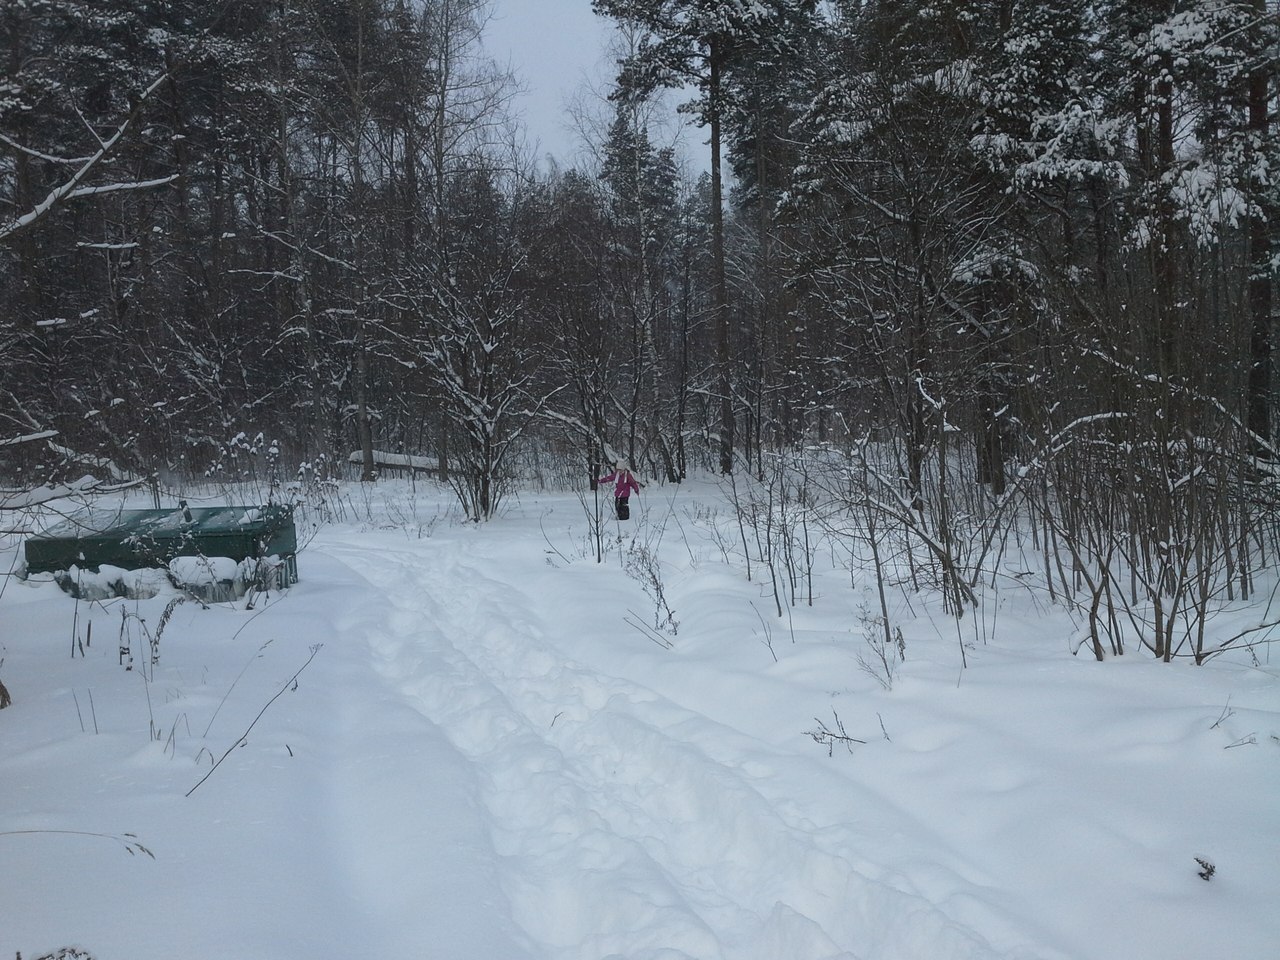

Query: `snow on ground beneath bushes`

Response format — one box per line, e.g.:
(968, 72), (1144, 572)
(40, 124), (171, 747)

(1, 479), (1277, 960)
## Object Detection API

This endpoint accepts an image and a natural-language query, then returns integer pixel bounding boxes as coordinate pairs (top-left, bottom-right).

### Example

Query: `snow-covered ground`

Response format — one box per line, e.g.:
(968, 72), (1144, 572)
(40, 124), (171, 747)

(1, 479), (1277, 960)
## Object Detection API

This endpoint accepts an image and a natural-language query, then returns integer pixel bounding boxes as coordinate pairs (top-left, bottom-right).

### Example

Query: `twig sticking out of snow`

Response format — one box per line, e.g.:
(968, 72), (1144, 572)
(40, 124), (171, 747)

(623, 610), (674, 650)
(186, 644), (322, 797)
(805, 709), (866, 757)
(0, 829), (153, 859)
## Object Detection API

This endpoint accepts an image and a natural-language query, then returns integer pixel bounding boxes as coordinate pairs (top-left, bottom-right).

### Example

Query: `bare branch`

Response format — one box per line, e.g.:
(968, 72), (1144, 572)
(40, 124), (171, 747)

(0, 71), (173, 245)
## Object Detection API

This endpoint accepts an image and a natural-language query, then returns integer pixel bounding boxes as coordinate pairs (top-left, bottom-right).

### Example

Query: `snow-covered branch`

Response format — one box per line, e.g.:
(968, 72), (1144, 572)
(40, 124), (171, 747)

(0, 475), (99, 511)
(0, 71), (173, 244)
(0, 430), (59, 448)
(64, 174), (180, 200)
(0, 133), (92, 166)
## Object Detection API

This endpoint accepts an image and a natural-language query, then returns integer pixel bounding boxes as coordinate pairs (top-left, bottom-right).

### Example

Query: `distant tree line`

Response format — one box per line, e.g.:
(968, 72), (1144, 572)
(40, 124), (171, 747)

(2, 1), (1277, 535)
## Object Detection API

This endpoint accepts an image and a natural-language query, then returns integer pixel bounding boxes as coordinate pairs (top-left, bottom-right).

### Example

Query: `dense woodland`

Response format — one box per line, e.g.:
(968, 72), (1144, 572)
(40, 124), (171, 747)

(2, 1), (1279, 659)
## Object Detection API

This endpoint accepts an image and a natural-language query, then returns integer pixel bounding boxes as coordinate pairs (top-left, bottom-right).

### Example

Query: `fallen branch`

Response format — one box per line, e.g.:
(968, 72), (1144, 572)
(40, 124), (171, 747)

(805, 709), (866, 756)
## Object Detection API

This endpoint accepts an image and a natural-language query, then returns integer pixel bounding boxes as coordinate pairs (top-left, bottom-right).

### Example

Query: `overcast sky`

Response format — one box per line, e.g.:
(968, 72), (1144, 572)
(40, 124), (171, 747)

(485, 0), (615, 167)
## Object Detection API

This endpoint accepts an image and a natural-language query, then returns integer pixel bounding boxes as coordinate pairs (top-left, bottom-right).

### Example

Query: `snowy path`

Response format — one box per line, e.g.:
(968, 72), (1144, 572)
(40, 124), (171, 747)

(321, 531), (1050, 960)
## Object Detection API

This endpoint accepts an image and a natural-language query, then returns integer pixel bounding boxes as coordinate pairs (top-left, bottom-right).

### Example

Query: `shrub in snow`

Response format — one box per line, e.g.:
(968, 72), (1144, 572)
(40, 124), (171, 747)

(857, 606), (906, 692)
(625, 539), (678, 636)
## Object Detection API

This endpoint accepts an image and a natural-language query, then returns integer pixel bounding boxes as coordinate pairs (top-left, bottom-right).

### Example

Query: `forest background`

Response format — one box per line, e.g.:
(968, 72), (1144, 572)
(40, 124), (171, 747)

(3, 1), (1280, 664)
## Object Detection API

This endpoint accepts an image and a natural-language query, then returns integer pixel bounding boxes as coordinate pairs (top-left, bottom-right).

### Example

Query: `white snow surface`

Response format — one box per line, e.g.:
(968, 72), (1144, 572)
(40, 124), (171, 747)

(1, 480), (1278, 960)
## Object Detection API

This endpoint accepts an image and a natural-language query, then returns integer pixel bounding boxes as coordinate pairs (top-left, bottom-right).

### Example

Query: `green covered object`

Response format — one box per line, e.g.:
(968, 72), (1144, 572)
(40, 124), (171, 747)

(24, 504), (297, 581)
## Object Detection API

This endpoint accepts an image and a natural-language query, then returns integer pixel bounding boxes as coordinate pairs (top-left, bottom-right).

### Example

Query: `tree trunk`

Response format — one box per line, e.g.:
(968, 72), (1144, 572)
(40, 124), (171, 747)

(710, 47), (734, 474)
(357, 312), (377, 482)
(1247, 0), (1272, 450)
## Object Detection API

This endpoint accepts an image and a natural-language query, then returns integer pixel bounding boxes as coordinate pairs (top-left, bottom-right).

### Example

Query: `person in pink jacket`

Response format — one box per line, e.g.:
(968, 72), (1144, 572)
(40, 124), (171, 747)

(598, 462), (644, 520)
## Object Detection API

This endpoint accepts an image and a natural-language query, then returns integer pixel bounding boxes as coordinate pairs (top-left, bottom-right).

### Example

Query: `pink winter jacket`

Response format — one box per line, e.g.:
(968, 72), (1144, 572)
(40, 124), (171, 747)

(598, 470), (643, 498)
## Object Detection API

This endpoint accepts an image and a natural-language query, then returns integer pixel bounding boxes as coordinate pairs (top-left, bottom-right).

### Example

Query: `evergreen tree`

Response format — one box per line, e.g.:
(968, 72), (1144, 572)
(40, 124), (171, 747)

(593, 0), (818, 472)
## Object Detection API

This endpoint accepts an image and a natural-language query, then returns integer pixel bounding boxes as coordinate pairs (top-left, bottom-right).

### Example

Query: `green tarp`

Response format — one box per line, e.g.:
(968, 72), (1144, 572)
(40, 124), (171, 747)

(24, 504), (297, 580)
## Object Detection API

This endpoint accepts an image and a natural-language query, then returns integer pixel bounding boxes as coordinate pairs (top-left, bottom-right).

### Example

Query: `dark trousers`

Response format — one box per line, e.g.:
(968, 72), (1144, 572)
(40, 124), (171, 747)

(615, 496), (630, 520)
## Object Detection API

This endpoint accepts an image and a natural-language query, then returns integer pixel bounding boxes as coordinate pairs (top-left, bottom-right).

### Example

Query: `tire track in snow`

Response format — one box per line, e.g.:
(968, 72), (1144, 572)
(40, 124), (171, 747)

(327, 538), (726, 959)
(323, 534), (1053, 960)
(304, 549), (536, 960)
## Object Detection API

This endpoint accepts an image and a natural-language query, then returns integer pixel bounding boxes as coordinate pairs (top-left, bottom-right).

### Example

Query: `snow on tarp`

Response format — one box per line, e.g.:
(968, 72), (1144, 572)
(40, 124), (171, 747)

(22, 504), (297, 577)
(169, 555), (241, 584)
